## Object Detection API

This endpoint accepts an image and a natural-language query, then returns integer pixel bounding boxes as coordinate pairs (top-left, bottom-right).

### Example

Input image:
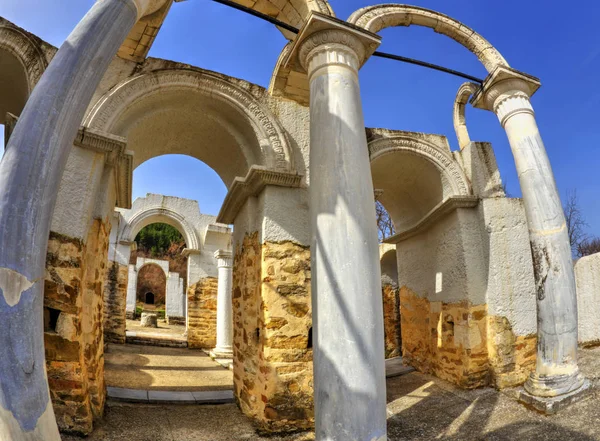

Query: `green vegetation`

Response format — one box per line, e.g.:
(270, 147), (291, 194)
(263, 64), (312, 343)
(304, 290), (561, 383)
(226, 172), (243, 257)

(135, 223), (185, 256)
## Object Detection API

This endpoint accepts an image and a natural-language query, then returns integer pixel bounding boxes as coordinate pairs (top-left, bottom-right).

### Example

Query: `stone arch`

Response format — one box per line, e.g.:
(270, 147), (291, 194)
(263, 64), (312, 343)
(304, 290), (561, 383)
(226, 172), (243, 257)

(123, 207), (200, 251)
(454, 82), (480, 149)
(84, 68), (295, 186)
(348, 4), (509, 73)
(0, 25), (48, 124)
(369, 135), (471, 196)
(230, 0), (334, 39)
(369, 134), (472, 231)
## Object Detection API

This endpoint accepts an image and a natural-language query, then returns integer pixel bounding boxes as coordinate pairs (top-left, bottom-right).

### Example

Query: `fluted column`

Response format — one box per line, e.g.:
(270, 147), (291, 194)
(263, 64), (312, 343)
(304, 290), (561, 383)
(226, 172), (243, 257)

(0, 0), (167, 438)
(287, 13), (386, 441)
(212, 250), (233, 358)
(474, 67), (587, 403)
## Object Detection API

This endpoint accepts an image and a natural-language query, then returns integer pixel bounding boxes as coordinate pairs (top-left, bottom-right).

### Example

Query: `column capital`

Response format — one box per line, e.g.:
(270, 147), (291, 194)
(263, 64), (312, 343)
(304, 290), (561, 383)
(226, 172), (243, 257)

(285, 12), (381, 79)
(471, 66), (541, 126)
(214, 249), (233, 268)
(131, 0), (169, 20)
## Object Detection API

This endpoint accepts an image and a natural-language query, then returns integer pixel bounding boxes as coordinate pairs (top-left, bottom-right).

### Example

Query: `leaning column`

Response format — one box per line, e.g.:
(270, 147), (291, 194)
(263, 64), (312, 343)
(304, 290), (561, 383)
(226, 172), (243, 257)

(0, 0), (166, 438)
(211, 250), (234, 358)
(474, 67), (589, 411)
(286, 13), (387, 441)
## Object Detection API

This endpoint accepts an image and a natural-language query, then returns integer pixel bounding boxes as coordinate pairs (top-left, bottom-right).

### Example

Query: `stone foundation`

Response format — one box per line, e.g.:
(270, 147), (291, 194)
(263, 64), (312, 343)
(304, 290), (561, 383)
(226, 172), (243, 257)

(187, 277), (218, 348)
(233, 233), (313, 433)
(383, 283), (401, 358)
(44, 232), (92, 435)
(167, 315), (186, 325)
(44, 220), (111, 435)
(103, 262), (128, 344)
(400, 287), (536, 389)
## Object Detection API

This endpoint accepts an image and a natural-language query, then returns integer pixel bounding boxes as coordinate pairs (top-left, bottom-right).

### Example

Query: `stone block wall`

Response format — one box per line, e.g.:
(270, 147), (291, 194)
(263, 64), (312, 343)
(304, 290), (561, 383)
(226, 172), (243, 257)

(575, 253), (600, 346)
(233, 233), (313, 433)
(43, 219), (111, 435)
(187, 277), (218, 348)
(103, 262), (128, 344)
(44, 232), (93, 435)
(400, 287), (536, 389)
(382, 283), (401, 359)
(81, 219), (110, 419)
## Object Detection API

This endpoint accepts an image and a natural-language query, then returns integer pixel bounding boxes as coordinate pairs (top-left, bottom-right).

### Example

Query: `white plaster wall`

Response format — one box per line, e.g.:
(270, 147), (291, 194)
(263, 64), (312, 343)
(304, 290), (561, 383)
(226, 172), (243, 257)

(478, 198), (537, 337)
(456, 142), (504, 198)
(397, 209), (476, 304)
(261, 186), (310, 246)
(575, 253), (600, 344)
(166, 272), (185, 318)
(51, 145), (106, 240)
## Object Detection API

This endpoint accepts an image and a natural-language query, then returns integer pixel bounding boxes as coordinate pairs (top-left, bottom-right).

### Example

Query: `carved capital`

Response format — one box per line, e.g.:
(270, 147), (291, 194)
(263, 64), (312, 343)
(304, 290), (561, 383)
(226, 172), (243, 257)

(131, 0), (169, 20)
(284, 12), (381, 78)
(471, 66), (541, 126)
(214, 250), (233, 269)
(299, 30), (365, 76)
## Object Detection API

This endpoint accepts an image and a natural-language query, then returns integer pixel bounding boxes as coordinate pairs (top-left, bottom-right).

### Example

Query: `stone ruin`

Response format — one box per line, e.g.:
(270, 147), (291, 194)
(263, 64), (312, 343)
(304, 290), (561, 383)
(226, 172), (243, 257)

(0, 1), (596, 439)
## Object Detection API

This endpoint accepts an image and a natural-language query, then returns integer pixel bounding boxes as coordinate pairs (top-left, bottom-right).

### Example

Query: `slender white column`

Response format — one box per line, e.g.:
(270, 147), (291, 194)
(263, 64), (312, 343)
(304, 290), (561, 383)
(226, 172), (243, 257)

(479, 71), (585, 398)
(126, 265), (138, 318)
(0, 0), (164, 438)
(212, 250), (233, 357)
(288, 14), (386, 441)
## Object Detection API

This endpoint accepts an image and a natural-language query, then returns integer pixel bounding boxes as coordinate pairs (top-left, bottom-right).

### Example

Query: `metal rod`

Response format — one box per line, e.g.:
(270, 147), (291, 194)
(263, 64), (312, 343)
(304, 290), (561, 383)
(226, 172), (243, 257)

(372, 51), (484, 84)
(210, 0), (484, 85)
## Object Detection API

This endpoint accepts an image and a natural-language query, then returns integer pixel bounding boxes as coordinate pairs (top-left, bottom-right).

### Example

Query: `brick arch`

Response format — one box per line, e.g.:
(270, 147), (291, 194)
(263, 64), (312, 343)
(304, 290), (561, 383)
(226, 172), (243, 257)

(348, 4), (509, 73)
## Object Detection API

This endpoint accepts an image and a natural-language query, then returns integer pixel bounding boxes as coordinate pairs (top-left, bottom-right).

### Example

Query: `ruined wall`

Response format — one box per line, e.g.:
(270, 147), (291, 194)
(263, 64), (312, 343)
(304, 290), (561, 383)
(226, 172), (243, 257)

(382, 284), (401, 359)
(187, 277), (218, 348)
(81, 219), (110, 419)
(103, 262), (128, 344)
(44, 233), (92, 434)
(233, 233), (314, 433)
(397, 207), (536, 390)
(43, 218), (111, 434)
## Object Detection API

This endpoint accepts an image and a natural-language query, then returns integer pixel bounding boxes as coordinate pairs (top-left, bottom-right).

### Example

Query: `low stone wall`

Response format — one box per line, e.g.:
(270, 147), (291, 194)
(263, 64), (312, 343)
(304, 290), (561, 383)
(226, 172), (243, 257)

(400, 287), (535, 389)
(233, 233), (313, 434)
(187, 277), (218, 348)
(103, 262), (128, 344)
(383, 283), (401, 358)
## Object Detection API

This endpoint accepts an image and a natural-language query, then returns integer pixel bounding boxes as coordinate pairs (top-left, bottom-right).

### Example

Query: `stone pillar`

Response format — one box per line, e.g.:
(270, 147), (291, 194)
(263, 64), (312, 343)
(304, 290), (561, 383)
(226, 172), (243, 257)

(286, 14), (386, 441)
(0, 2), (167, 436)
(212, 250), (233, 358)
(126, 265), (138, 319)
(474, 67), (588, 408)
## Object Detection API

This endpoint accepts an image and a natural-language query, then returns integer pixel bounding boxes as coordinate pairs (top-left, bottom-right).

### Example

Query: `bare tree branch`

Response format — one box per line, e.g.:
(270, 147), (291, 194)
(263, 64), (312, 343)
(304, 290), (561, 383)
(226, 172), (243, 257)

(563, 189), (588, 257)
(376, 201), (395, 241)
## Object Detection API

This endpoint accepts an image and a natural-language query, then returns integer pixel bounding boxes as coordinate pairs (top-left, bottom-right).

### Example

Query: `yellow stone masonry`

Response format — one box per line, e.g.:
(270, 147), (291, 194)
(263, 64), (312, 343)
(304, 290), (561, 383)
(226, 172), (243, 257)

(400, 287), (536, 389)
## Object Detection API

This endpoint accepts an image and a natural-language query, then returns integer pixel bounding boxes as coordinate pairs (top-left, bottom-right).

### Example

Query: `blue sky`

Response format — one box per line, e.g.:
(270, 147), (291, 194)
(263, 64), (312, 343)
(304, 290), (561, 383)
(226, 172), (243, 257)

(1, 0), (600, 233)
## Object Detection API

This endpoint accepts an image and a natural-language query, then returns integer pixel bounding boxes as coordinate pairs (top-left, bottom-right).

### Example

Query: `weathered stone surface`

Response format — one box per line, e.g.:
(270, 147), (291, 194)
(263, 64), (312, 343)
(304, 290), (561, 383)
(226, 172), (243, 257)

(233, 233), (314, 433)
(187, 277), (218, 348)
(383, 283), (401, 359)
(43, 220), (111, 434)
(103, 262), (129, 344)
(141, 312), (158, 328)
(400, 287), (536, 390)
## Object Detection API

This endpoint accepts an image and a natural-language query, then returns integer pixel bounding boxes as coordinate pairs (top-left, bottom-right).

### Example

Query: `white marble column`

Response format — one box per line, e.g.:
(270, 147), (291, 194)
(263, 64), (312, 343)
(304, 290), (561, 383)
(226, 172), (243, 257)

(126, 265), (138, 318)
(475, 68), (587, 403)
(0, 0), (166, 438)
(212, 250), (233, 358)
(287, 14), (387, 441)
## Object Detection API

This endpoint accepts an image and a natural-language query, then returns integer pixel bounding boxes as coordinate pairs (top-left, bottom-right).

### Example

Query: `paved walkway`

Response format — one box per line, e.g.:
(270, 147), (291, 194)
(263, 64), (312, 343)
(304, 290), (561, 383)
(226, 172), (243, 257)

(104, 344), (233, 391)
(64, 347), (600, 440)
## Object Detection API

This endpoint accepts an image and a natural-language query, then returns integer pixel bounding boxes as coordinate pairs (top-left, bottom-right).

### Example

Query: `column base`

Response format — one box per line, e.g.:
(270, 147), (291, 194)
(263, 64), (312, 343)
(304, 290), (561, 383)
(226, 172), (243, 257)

(126, 311), (136, 320)
(210, 347), (233, 360)
(167, 316), (185, 326)
(524, 370), (586, 397)
(518, 379), (592, 414)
